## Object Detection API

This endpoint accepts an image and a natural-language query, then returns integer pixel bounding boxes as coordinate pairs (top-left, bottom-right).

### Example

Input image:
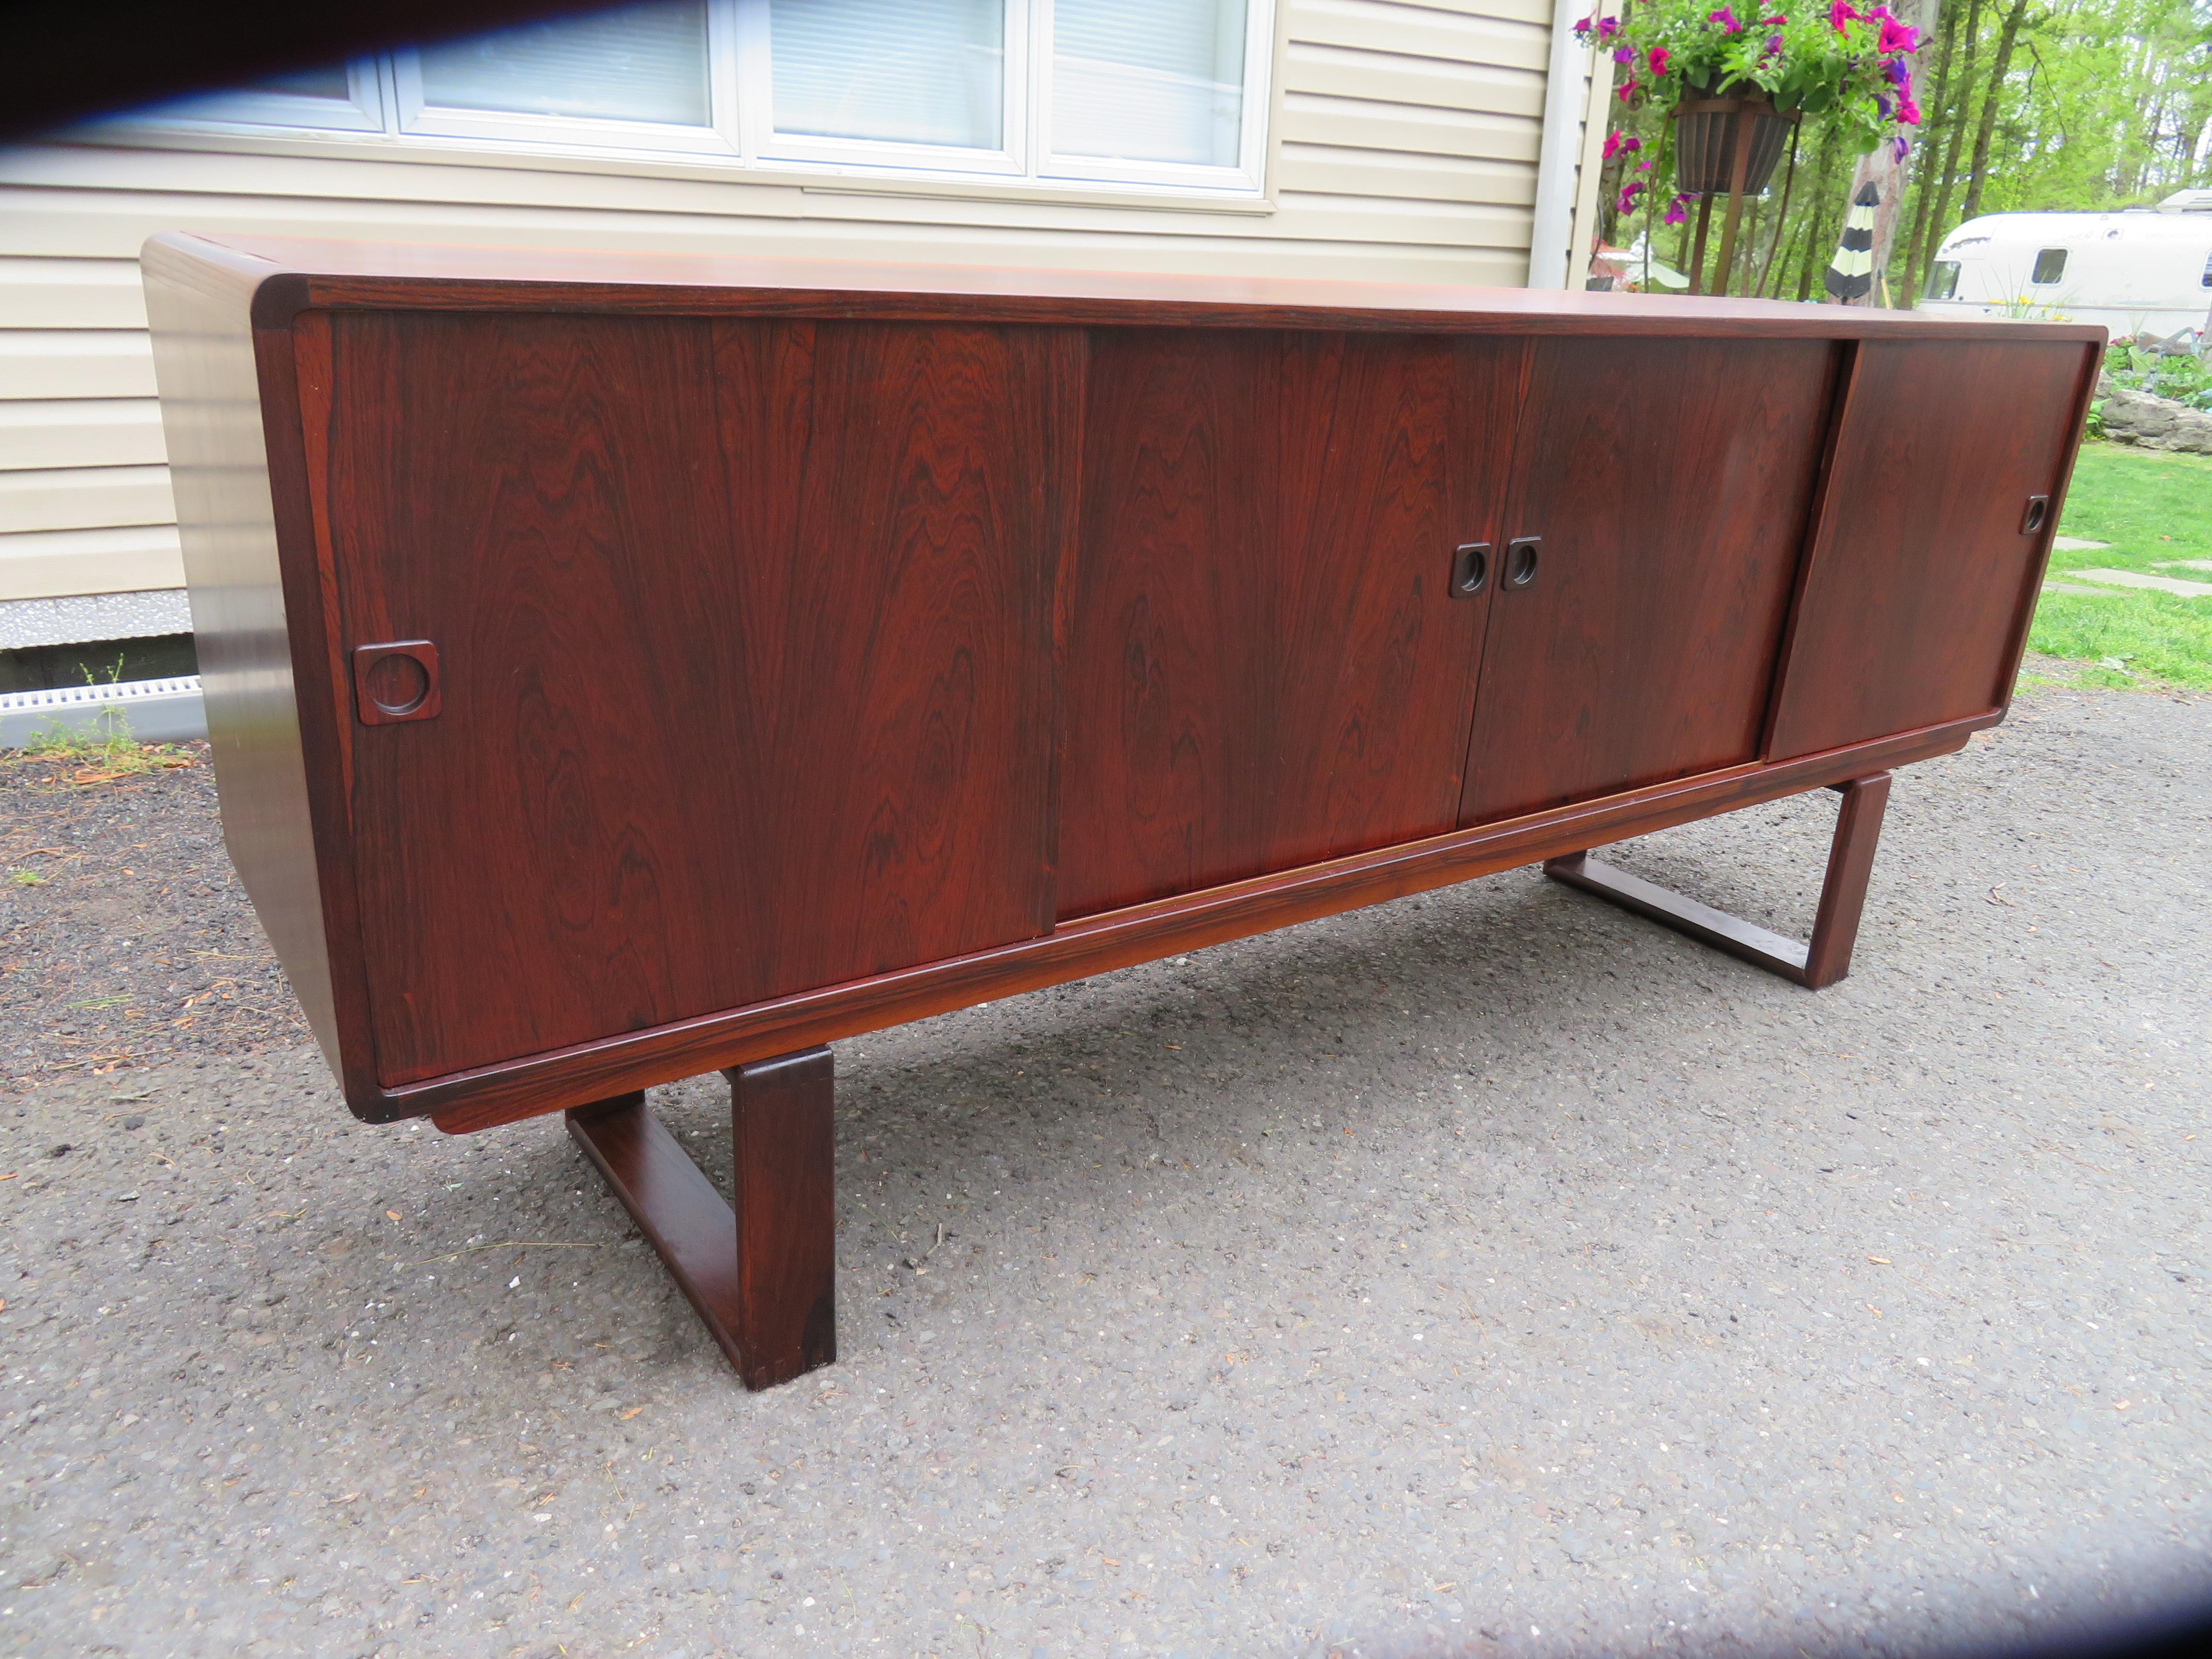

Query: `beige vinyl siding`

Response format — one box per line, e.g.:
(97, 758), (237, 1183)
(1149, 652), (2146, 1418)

(0, 0), (1575, 605)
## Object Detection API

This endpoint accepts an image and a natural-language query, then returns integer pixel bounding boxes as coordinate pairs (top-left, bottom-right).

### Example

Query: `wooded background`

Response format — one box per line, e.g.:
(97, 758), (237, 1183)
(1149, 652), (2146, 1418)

(1600, 0), (2212, 306)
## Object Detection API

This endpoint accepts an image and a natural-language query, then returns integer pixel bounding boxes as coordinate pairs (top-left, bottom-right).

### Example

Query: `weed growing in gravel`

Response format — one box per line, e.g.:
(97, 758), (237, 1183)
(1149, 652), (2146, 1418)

(7, 719), (195, 790)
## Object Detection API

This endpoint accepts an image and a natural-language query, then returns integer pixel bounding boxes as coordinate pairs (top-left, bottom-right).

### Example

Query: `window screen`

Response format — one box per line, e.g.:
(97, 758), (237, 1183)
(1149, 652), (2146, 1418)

(416, 2), (713, 125)
(1051, 0), (1248, 167)
(771, 0), (1005, 149)
(2031, 247), (2068, 285)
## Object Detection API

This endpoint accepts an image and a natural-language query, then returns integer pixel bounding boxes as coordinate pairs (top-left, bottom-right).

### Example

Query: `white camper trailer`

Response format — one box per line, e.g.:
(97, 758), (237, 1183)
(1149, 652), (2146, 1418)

(1918, 189), (2212, 340)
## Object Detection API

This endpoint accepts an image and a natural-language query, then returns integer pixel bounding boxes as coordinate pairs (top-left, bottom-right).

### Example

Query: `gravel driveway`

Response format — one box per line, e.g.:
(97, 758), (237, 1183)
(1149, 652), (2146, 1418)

(3, 681), (2208, 1659)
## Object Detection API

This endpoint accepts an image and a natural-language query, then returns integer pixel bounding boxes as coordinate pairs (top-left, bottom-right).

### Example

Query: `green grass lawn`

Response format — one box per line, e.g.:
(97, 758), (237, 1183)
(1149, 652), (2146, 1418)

(2031, 441), (2212, 690)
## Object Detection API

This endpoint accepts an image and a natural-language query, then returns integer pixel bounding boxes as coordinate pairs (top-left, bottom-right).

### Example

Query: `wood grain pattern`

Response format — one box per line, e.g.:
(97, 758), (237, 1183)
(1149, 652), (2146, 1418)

(1459, 336), (1838, 825)
(1058, 331), (1523, 916)
(1767, 340), (2098, 759)
(427, 711), (1987, 1134)
(319, 312), (1071, 1084)
(141, 234), (2100, 1138)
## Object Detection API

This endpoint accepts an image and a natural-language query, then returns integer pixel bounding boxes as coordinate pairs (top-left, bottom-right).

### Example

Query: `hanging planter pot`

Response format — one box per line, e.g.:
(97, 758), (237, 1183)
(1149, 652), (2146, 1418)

(1671, 96), (1798, 196)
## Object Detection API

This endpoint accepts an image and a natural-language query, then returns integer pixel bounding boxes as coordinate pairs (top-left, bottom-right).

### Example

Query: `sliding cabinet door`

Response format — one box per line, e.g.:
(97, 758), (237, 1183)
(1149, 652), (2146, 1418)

(1767, 338), (2093, 758)
(1459, 336), (1839, 826)
(1057, 329), (1525, 918)
(322, 312), (1073, 1084)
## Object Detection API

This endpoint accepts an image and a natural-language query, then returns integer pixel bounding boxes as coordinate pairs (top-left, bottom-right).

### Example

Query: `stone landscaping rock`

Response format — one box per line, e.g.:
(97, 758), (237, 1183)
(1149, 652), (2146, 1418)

(2099, 384), (2212, 454)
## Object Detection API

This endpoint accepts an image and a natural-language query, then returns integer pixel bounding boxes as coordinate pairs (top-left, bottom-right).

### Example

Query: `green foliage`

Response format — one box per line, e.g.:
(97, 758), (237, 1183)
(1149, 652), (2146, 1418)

(2104, 341), (2212, 412)
(2032, 442), (2212, 688)
(1591, 0), (2212, 304)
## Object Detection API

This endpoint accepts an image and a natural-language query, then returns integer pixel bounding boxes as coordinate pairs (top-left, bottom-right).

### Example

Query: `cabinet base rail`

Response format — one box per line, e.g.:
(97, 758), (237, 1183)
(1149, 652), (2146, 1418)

(566, 1048), (838, 1390)
(1542, 771), (1892, 990)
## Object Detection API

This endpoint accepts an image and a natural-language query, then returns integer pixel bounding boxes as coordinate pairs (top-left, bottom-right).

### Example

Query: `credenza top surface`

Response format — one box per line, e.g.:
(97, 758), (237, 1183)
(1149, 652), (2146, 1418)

(143, 232), (2106, 346)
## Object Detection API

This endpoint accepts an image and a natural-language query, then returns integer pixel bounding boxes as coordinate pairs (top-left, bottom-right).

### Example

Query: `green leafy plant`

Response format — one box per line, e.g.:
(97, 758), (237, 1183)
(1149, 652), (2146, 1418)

(2103, 341), (2212, 413)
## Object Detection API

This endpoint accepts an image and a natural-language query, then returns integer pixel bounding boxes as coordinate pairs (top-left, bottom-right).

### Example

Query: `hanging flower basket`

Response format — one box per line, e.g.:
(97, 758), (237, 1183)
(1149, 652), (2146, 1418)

(1671, 96), (1799, 195)
(1578, 2), (1926, 220)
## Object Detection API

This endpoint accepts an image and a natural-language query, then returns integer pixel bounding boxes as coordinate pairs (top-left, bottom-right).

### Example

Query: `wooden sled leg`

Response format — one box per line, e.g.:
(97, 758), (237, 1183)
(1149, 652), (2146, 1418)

(566, 1045), (837, 1389)
(1542, 771), (1892, 990)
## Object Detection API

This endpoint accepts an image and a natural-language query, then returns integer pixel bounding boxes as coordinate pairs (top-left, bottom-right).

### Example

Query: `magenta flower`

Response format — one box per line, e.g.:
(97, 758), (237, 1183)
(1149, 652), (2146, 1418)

(1877, 15), (1920, 52)
(1649, 45), (1672, 76)
(1829, 0), (1861, 31)
(1596, 14), (1620, 41)
(1615, 182), (1646, 214)
(1574, 12), (1594, 35)
(1763, 30), (1784, 55)
(1613, 44), (1636, 64)
(1708, 6), (1743, 29)
(1616, 74), (1639, 101)
(1663, 193), (1691, 226)
(1898, 93), (1922, 125)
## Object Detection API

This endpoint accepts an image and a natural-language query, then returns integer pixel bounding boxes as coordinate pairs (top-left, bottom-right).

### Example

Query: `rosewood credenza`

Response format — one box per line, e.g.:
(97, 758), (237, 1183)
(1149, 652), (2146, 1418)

(143, 234), (2100, 1386)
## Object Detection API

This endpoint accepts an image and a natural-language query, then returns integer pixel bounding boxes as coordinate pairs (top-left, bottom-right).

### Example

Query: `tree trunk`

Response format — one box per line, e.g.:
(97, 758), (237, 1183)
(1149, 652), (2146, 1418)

(1847, 0), (1942, 306)
(1898, 0), (1962, 308)
(1918, 0), (1985, 297)
(1960, 0), (2030, 224)
(1797, 131), (1842, 301)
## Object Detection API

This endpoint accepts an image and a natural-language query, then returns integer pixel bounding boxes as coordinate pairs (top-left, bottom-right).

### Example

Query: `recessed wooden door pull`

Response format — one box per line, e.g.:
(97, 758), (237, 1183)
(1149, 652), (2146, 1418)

(1451, 542), (1490, 597)
(352, 640), (441, 726)
(1505, 537), (1542, 589)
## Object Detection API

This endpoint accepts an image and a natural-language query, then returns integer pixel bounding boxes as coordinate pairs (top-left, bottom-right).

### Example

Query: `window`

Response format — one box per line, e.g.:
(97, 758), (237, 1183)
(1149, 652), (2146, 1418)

(2031, 247), (2068, 285)
(1926, 260), (1959, 301)
(2200, 250), (2211, 290)
(127, 0), (1274, 196)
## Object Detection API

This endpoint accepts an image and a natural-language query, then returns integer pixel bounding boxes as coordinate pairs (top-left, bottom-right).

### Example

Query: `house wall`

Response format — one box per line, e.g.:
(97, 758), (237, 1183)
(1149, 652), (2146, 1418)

(0, 0), (1600, 615)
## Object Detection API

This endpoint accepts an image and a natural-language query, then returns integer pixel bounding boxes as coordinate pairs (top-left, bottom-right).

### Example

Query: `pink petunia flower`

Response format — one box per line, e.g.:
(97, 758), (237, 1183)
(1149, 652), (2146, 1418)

(1649, 45), (1672, 76)
(1617, 74), (1639, 101)
(1663, 193), (1691, 226)
(1613, 44), (1636, 64)
(1877, 15), (1920, 53)
(1898, 94), (1922, 125)
(1829, 0), (1861, 31)
(1709, 6), (1742, 29)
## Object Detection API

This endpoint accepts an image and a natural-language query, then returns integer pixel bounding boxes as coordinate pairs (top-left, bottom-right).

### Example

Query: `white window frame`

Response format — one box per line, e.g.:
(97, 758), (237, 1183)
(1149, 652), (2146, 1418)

(116, 0), (1274, 199)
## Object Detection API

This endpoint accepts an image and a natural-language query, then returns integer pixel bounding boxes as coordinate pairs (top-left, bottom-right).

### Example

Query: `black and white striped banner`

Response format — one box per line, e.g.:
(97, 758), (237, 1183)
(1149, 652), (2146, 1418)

(1825, 182), (1880, 302)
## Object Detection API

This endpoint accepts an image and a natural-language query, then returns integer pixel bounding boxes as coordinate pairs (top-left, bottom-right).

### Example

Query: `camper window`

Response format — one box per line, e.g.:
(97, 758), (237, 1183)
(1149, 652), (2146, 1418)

(1927, 261), (1960, 301)
(2032, 248), (2068, 285)
(2201, 250), (2212, 289)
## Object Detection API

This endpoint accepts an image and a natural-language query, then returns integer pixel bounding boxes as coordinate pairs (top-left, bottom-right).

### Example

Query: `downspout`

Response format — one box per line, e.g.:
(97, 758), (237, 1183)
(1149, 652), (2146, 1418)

(1527, 0), (1599, 288)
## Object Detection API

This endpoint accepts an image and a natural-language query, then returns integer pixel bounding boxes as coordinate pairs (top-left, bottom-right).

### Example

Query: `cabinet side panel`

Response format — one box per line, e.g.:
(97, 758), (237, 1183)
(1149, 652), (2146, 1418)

(1767, 339), (2094, 760)
(1059, 329), (1505, 918)
(141, 247), (343, 1077)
